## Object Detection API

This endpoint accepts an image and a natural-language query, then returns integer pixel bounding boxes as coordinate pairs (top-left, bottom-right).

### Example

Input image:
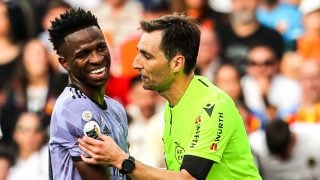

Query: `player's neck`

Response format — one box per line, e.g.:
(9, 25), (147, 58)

(92, 89), (106, 106)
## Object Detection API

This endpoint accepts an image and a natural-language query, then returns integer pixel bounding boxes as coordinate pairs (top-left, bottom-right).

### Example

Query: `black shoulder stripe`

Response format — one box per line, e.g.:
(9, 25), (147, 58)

(75, 89), (82, 99)
(198, 79), (209, 87)
(68, 86), (87, 99)
(69, 88), (76, 99)
(81, 91), (87, 99)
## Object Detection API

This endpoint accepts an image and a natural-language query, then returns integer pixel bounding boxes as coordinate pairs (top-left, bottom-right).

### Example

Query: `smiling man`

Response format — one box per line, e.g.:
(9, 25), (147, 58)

(48, 8), (128, 180)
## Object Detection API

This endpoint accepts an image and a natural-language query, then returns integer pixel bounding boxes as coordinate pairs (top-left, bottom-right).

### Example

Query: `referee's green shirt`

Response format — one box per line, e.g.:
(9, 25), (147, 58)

(163, 76), (261, 179)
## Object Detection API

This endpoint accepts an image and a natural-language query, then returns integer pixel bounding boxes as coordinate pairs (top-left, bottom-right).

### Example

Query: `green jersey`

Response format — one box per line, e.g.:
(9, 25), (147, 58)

(163, 76), (261, 179)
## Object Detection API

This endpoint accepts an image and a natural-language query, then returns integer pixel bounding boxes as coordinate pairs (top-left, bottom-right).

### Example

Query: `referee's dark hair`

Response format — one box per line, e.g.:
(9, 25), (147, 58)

(140, 14), (200, 75)
(48, 8), (100, 55)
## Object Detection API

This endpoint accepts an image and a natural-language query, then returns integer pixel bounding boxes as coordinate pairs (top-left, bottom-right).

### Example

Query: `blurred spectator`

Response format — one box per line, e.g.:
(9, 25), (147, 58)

(250, 120), (320, 179)
(8, 112), (48, 180)
(37, 0), (71, 75)
(22, 0), (49, 35)
(92, 0), (143, 81)
(241, 43), (301, 129)
(280, 51), (303, 79)
(257, 0), (303, 50)
(209, 0), (231, 13)
(14, 39), (65, 128)
(0, 145), (15, 180)
(196, 26), (221, 81)
(297, 0), (320, 60)
(126, 76), (165, 168)
(0, 0), (26, 89)
(94, 0), (143, 49)
(139, 0), (170, 20)
(64, 0), (102, 9)
(115, 0), (170, 78)
(217, 0), (284, 75)
(17, 0), (37, 38)
(214, 63), (261, 134)
(280, 0), (301, 6)
(170, 0), (228, 29)
(0, 0), (30, 146)
(286, 60), (320, 123)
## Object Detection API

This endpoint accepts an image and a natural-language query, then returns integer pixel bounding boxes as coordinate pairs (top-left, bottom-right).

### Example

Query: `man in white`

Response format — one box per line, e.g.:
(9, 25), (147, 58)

(241, 43), (301, 128)
(250, 121), (320, 179)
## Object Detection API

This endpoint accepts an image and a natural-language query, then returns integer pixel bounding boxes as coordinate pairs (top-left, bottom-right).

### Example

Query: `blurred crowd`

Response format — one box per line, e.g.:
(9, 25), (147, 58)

(0, 0), (320, 179)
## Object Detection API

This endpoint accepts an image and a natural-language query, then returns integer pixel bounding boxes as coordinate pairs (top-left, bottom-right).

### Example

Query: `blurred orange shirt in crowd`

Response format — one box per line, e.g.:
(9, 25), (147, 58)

(118, 32), (140, 78)
(286, 103), (320, 123)
(297, 36), (320, 60)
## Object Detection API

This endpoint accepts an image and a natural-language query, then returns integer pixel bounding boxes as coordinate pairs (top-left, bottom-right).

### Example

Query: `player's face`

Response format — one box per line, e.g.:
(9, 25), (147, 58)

(60, 26), (111, 89)
(133, 31), (174, 92)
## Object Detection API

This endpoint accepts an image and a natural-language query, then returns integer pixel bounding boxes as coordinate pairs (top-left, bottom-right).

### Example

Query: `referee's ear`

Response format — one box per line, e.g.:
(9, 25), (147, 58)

(170, 54), (185, 74)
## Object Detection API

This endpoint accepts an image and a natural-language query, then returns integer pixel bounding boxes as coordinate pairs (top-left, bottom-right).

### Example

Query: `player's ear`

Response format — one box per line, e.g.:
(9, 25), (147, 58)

(58, 56), (69, 71)
(170, 55), (185, 73)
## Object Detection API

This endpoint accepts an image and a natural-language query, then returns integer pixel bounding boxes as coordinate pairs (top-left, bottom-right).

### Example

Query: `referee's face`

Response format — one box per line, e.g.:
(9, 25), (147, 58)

(59, 26), (111, 90)
(133, 30), (175, 92)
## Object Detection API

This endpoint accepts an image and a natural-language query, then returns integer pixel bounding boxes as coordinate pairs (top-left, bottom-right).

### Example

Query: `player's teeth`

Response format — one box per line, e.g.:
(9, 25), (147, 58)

(90, 67), (105, 74)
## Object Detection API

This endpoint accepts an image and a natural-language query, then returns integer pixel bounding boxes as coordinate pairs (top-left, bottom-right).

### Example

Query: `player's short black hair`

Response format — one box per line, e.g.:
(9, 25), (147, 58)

(48, 8), (100, 55)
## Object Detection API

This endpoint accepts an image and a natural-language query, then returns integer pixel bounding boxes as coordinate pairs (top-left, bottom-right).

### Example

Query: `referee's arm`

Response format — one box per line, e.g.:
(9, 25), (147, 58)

(74, 157), (109, 180)
(87, 152), (213, 180)
(79, 134), (214, 180)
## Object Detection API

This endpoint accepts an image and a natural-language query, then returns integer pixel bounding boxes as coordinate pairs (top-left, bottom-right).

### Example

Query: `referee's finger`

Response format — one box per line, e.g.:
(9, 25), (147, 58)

(80, 154), (98, 165)
(98, 133), (109, 141)
(79, 136), (97, 147)
(79, 143), (91, 156)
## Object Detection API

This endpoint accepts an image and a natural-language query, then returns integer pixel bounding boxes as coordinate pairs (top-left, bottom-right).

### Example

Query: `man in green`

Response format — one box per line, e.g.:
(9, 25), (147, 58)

(78, 14), (261, 179)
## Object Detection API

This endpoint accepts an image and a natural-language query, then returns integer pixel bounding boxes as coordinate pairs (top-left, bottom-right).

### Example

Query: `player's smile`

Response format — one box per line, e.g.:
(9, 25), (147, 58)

(88, 66), (107, 80)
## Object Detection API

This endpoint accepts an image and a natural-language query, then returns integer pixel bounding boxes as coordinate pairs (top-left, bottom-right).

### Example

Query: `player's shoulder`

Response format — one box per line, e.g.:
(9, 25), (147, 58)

(104, 96), (126, 113)
(105, 95), (124, 108)
(54, 86), (92, 110)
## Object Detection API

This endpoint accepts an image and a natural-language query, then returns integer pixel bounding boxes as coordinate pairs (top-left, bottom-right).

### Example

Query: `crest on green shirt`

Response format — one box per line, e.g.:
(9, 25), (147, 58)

(174, 142), (185, 164)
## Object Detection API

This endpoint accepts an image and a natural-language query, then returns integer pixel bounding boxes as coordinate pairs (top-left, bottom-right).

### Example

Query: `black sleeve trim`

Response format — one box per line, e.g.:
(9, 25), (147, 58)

(71, 156), (82, 162)
(181, 155), (214, 180)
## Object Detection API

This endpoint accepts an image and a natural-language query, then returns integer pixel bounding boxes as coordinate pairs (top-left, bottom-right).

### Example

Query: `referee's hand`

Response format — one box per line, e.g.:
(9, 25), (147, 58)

(78, 134), (128, 169)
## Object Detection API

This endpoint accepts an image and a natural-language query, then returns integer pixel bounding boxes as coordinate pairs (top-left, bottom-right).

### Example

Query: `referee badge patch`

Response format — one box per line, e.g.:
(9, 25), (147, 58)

(81, 110), (93, 121)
